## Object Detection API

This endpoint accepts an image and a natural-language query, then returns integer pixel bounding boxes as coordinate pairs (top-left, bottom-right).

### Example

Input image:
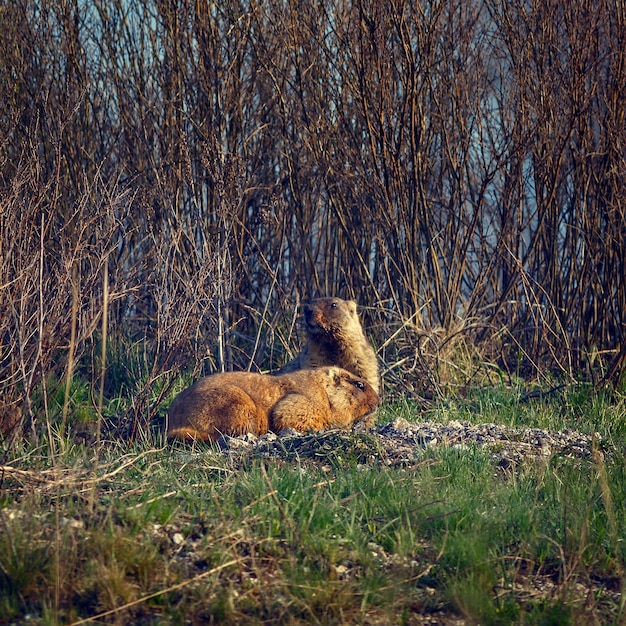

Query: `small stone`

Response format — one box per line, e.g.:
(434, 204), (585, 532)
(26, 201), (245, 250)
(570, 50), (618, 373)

(390, 417), (411, 431)
(334, 564), (348, 576)
(279, 428), (302, 438)
(60, 518), (84, 529)
(227, 437), (254, 450)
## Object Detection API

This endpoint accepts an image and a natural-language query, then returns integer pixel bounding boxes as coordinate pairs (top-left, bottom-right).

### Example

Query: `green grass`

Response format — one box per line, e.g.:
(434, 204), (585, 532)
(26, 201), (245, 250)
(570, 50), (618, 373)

(1, 384), (625, 624)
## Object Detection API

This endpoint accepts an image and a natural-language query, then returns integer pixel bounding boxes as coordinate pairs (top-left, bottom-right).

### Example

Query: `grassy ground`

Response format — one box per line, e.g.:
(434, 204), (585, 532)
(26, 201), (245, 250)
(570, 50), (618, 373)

(1, 384), (625, 625)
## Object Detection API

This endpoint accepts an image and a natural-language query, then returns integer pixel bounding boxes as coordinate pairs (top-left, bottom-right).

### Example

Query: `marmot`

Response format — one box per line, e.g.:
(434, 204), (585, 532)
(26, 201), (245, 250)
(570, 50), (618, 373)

(275, 298), (380, 394)
(166, 366), (379, 442)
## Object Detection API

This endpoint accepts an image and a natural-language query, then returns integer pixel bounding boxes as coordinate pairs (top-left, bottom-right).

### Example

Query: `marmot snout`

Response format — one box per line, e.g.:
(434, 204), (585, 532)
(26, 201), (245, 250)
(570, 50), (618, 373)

(303, 298), (356, 336)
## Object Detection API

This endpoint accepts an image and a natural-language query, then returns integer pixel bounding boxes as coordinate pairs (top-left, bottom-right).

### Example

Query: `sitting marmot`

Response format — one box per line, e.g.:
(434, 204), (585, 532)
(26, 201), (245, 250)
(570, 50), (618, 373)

(275, 297), (380, 394)
(166, 366), (379, 441)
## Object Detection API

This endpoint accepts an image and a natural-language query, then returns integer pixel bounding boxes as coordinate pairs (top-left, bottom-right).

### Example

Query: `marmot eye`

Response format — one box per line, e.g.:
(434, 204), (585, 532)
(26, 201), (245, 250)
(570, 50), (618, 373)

(330, 302), (338, 309)
(353, 381), (365, 391)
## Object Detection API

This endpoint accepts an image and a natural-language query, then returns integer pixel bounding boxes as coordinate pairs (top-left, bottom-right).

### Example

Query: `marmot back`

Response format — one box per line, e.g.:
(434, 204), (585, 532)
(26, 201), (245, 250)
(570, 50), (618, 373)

(167, 366), (379, 442)
(276, 298), (380, 395)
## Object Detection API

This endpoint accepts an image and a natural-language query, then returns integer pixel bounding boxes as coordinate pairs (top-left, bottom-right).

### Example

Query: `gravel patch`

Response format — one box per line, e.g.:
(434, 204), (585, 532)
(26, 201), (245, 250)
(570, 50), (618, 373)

(214, 417), (602, 470)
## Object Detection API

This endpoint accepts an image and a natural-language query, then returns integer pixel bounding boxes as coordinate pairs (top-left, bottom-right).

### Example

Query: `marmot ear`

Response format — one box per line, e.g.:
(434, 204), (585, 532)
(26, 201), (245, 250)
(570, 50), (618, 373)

(348, 300), (358, 314)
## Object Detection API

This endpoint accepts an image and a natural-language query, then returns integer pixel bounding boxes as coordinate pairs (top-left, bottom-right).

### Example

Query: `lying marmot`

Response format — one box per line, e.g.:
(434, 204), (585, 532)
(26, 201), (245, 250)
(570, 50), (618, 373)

(275, 297), (380, 394)
(166, 366), (379, 441)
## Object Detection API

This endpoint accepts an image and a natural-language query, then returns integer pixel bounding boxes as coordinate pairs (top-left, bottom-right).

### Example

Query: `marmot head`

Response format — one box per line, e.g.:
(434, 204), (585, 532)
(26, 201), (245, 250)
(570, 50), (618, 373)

(303, 297), (359, 338)
(322, 366), (380, 427)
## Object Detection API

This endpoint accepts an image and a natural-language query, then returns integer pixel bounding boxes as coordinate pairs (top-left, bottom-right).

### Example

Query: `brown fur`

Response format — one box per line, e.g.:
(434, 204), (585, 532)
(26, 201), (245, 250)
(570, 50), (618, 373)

(276, 298), (380, 394)
(166, 366), (379, 442)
